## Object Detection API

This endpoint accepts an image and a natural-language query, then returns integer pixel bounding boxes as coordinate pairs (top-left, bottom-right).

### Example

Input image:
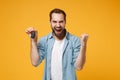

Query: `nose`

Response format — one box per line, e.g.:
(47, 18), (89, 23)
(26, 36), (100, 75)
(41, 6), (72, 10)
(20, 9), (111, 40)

(56, 23), (60, 27)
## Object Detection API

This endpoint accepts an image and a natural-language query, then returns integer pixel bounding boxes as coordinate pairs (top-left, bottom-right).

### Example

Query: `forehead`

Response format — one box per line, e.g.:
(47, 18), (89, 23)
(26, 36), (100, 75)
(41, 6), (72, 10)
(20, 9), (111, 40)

(51, 13), (64, 21)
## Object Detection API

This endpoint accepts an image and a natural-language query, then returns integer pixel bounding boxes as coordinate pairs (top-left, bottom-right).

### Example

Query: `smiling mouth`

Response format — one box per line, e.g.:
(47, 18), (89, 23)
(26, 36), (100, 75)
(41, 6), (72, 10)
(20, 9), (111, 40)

(55, 27), (62, 32)
(56, 29), (62, 32)
(53, 28), (66, 37)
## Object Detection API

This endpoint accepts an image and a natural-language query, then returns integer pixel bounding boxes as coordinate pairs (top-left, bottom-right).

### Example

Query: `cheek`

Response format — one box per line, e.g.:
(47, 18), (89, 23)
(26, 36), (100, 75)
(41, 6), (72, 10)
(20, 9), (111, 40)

(61, 24), (65, 28)
(62, 22), (66, 26)
(50, 23), (55, 28)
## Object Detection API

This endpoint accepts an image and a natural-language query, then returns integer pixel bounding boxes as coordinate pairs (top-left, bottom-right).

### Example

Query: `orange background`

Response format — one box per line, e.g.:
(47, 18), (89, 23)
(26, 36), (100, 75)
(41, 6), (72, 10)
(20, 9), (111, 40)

(0, 0), (120, 80)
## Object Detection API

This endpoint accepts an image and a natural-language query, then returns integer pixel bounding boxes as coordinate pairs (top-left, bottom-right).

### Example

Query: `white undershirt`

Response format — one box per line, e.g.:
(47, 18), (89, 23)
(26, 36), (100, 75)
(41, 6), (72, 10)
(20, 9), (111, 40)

(51, 38), (65, 80)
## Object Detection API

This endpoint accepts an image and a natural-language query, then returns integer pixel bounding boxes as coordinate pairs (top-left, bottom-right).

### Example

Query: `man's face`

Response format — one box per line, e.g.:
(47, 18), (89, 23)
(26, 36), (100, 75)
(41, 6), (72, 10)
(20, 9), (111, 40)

(50, 13), (66, 37)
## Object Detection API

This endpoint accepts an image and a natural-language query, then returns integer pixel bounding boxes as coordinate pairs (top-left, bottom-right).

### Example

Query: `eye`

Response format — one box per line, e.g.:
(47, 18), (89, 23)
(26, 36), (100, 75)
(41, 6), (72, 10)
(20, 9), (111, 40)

(59, 20), (64, 23)
(52, 21), (57, 23)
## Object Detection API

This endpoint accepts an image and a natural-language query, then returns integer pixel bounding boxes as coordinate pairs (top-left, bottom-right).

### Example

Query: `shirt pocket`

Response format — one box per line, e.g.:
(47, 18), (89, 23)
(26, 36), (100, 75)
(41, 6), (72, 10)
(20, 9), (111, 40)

(65, 45), (73, 65)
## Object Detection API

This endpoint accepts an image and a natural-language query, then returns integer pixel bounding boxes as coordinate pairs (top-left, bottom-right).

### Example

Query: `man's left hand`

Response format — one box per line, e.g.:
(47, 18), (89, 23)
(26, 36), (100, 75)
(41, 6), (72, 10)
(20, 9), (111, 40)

(80, 34), (89, 46)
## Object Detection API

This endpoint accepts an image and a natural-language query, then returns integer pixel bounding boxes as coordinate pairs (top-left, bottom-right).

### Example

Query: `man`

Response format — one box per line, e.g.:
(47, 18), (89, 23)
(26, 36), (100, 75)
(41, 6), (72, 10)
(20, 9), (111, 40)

(26, 8), (88, 80)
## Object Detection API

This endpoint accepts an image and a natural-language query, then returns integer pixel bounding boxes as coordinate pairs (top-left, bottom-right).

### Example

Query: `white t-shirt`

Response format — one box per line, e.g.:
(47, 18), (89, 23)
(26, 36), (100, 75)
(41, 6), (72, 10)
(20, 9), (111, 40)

(51, 38), (65, 80)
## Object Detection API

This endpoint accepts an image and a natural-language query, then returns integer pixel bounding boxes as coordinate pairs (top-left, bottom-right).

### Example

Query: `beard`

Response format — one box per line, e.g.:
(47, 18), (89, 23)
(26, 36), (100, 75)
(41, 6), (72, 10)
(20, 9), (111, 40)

(52, 26), (65, 37)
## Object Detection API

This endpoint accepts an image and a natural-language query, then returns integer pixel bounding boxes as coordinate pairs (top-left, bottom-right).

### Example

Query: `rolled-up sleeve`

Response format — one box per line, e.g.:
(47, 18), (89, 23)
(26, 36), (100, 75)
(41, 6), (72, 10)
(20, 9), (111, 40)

(72, 37), (81, 68)
(37, 38), (46, 66)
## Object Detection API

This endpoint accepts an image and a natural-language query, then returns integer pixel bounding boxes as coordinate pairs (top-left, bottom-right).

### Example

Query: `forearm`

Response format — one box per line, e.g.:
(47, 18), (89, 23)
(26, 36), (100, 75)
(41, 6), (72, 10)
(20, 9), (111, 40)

(30, 39), (39, 66)
(75, 44), (86, 70)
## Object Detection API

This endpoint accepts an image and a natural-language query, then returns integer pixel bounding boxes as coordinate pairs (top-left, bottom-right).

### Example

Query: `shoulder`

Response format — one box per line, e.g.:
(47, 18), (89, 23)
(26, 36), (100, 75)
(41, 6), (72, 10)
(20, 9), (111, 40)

(38, 32), (52, 44)
(67, 32), (80, 43)
(67, 32), (81, 48)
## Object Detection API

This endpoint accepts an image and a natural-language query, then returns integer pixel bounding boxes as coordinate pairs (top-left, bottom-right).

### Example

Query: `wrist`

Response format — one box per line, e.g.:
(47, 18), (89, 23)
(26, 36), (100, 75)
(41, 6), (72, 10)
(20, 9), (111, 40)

(81, 42), (87, 47)
(31, 39), (37, 43)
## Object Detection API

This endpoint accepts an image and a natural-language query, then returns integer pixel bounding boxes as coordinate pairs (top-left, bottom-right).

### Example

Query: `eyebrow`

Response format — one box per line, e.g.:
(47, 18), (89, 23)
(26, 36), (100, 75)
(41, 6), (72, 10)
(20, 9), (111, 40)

(52, 20), (57, 23)
(52, 20), (64, 23)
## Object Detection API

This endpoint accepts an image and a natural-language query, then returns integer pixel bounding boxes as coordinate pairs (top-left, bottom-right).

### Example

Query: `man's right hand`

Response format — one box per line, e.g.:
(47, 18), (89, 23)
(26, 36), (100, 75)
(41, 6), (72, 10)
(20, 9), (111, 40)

(26, 27), (39, 66)
(25, 27), (38, 42)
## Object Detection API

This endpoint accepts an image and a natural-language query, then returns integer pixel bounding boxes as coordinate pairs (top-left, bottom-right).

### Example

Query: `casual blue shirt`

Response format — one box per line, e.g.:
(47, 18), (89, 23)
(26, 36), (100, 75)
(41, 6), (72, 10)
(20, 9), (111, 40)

(37, 31), (81, 80)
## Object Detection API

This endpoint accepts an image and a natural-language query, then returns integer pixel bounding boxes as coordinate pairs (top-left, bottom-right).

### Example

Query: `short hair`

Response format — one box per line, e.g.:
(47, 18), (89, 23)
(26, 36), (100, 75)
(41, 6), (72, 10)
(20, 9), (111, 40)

(49, 8), (66, 21)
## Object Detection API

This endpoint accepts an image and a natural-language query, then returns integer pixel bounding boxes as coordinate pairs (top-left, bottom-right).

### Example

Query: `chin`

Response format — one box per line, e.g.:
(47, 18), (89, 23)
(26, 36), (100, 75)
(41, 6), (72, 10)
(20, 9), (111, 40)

(55, 33), (61, 37)
(53, 29), (65, 37)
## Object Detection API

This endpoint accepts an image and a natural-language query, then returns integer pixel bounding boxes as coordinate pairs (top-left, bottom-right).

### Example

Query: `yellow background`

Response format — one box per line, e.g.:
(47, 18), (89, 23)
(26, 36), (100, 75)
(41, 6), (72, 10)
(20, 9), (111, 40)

(0, 0), (120, 80)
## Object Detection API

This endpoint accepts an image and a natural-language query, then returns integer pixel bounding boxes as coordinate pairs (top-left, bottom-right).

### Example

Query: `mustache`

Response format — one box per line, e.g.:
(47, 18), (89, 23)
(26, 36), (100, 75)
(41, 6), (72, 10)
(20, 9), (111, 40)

(52, 26), (62, 31)
(54, 26), (62, 29)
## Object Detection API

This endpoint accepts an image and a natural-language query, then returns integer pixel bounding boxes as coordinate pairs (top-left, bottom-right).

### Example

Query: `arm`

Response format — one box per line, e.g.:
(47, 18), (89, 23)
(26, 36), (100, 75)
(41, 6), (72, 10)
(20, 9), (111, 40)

(75, 34), (88, 70)
(26, 27), (39, 67)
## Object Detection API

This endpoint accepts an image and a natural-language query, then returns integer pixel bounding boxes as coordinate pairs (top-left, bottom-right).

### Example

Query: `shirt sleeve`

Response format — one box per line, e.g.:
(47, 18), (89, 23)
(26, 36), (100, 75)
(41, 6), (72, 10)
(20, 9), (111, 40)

(36, 38), (46, 66)
(72, 37), (81, 68)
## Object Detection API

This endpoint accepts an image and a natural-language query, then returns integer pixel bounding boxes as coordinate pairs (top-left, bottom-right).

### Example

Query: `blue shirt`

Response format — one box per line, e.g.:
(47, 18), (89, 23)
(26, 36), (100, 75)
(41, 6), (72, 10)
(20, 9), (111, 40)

(37, 31), (81, 80)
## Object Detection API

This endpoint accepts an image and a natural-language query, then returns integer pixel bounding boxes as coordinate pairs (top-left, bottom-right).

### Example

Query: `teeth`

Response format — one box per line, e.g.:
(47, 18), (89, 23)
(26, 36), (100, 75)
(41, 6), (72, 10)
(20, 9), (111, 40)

(55, 28), (61, 31)
(57, 29), (61, 31)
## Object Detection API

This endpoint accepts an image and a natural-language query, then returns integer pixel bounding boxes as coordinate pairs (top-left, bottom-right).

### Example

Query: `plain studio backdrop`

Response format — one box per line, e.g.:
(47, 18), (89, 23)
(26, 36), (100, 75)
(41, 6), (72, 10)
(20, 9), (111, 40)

(0, 0), (120, 80)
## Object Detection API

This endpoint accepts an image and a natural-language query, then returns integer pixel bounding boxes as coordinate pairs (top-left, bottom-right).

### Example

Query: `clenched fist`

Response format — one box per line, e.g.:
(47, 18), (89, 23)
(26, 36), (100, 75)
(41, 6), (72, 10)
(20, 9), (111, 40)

(80, 34), (89, 46)
(25, 27), (38, 42)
